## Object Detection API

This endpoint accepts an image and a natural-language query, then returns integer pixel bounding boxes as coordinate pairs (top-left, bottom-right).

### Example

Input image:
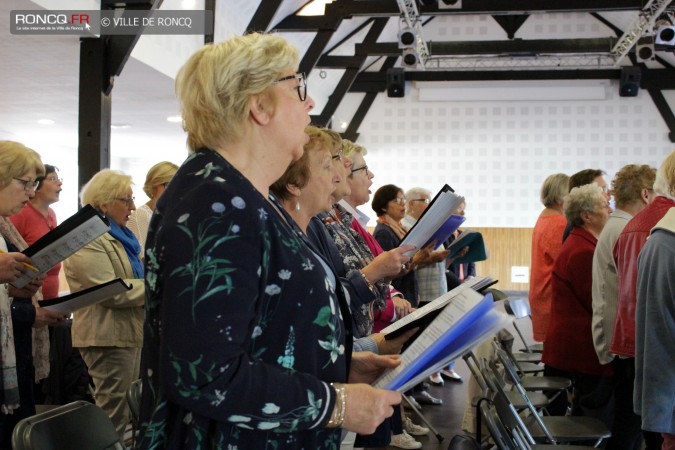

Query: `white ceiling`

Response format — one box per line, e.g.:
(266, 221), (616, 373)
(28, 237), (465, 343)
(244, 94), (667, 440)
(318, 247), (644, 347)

(1, 0), (673, 164)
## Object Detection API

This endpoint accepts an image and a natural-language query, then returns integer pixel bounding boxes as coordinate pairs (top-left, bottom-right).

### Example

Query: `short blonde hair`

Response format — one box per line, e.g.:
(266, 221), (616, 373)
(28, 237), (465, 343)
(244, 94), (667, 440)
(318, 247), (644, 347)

(0, 140), (45, 189)
(143, 161), (178, 197)
(323, 128), (342, 157)
(612, 164), (656, 207)
(80, 169), (133, 209)
(342, 139), (367, 158)
(540, 173), (569, 208)
(176, 33), (299, 152)
(653, 150), (675, 199)
(564, 184), (605, 227)
(270, 125), (332, 202)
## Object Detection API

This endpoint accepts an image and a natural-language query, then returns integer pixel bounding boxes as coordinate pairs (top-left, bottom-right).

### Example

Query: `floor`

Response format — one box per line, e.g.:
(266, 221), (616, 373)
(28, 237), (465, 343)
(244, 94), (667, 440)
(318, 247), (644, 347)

(390, 361), (473, 450)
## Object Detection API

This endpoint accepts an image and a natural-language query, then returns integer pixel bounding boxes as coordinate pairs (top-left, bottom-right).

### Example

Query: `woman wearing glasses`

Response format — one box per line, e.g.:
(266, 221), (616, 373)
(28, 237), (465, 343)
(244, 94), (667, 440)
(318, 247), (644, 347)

(0, 141), (66, 450)
(372, 185), (422, 306)
(10, 165), (63, 299)
(64, 169), (145, 437)
(137, 34), (400, 450)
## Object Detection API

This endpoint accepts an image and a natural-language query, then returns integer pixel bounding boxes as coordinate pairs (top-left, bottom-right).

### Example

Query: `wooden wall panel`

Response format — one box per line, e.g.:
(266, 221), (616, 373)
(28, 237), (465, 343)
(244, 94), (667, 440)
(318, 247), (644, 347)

(472, 227), (533, 292)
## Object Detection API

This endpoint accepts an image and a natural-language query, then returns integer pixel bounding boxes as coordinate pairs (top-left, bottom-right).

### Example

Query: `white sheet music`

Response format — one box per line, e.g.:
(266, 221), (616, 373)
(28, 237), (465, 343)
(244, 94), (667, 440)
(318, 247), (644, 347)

(399, 188), (464, 256)
(12, 213), (109, 288)
(380, 276), (490, 336)
(373, 289), (511, 392)
(42, 279), (132, 314)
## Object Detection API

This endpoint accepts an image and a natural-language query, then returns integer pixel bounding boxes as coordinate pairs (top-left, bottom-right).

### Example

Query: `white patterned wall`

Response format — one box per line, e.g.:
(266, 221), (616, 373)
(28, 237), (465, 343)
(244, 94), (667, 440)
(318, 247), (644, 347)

(330, 12), (675, 229)
(353, 84), (673, 228)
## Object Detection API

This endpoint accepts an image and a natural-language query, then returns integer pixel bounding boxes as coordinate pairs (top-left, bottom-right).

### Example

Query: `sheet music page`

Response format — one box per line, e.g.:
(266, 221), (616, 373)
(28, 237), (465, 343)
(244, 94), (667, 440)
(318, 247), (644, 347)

(380, 281), (474, 335)
(380, 276), (491, 336)
(373, 288), (484, 389)
(42, 279), (132, 314)
(12, 214), (109, 288)
(399, 189), (464, 256)
(393, 310), (511, 392)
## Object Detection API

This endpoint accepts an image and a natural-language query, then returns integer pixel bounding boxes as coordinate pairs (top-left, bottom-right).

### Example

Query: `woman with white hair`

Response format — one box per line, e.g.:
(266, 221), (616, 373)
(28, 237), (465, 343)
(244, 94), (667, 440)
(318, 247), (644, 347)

(138, 33), (400, 449)
(542, 184), (611, 422)
(64, 169), (145, 437)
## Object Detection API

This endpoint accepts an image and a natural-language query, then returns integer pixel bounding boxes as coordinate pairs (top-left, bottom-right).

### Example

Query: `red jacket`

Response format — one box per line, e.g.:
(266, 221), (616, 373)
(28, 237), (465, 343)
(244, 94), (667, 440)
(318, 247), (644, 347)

(542, 227), (612, 376)
(610, 196), (675, 357)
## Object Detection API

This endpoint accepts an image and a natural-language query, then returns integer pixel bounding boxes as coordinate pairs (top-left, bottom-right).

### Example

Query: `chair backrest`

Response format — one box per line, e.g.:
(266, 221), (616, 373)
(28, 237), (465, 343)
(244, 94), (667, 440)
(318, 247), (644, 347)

(127, 378), (142, 423)
(486, 358), (556, 444)
(12, 401), (124, 450)
(503, 298), (536, 353)
(462, 351), (489, 392)
(492, 341), (525, 384)
(504, 298), (531, 320)
(478, 399), (519, 450)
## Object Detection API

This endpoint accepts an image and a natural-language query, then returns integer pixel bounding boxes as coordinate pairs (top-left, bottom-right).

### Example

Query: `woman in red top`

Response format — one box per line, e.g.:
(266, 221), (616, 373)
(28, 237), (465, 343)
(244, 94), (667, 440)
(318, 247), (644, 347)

(529, 173), (568, 343)
(10, 165), (62, 299)
(542, 183), (612, 420)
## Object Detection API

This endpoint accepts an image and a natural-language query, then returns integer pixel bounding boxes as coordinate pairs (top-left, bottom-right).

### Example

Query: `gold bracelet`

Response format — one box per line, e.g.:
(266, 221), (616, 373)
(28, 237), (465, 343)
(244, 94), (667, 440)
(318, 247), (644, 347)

(327, 383), (346, 428)
(359, 271), (376, 292)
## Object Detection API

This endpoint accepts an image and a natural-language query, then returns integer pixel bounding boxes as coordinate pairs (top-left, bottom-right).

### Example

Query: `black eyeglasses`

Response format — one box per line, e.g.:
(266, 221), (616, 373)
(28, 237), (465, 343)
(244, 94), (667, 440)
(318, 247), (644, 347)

(351, 164), (369, 175)
(411, 198), (430, 204)
(332, 148), (344, 162)
(275, 72), (307, 102)
(13, 177), (39, 191)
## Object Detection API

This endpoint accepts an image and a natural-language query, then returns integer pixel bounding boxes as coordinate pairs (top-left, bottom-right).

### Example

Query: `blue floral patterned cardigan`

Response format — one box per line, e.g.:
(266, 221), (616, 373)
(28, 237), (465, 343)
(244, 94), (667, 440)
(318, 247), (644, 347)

(138, 150), (348, 449)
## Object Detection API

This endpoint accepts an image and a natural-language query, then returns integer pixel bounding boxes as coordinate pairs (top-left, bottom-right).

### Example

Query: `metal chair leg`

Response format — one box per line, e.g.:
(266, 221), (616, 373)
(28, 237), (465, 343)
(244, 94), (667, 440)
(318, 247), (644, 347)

(403, 394), (444, 443)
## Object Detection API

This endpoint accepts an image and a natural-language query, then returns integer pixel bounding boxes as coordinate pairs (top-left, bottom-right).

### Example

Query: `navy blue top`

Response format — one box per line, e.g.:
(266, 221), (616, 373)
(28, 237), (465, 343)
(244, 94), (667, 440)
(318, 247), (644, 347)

(372, 222), (419, 307)
(138, 150), (348, 449)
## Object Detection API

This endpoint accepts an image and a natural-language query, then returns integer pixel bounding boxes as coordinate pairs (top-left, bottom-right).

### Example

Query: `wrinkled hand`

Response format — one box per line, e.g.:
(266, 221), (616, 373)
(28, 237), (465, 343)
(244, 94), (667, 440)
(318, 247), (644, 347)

(411, 241), (436, 269)
(372, 328), (419, 355)
(33, 307), (68, 328)
(0, 252), (32, 284)
(8, 273), (45, 298)
(341, 384), (401, 435)
(362, 245), (416, 282)
(392, 296), (413, 319)
(349, 351), (400, 384)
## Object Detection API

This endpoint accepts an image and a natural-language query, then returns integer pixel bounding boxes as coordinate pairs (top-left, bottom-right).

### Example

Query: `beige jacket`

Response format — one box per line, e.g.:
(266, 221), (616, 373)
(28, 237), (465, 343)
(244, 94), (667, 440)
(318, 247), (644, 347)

(64, 233), (145, 348)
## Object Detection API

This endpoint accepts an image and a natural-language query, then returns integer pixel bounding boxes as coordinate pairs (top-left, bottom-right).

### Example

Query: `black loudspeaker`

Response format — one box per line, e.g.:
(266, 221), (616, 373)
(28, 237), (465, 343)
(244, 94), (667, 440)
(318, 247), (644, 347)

(619, 66), (641, 97)
(386, 67), (405, 98)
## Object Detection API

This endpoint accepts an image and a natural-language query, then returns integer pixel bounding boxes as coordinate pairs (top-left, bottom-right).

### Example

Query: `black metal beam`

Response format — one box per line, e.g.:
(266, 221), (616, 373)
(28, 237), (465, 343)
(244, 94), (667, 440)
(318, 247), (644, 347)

(77, 0), (161, 195)
(492, 15), (530, 40)
(205, 0), (214, 43)
(348, 67), (675, 92)
(300, 30), (338, 75)
(78, 38), (112, 197)
(246, 0), (283, 32)
(342, 57), (398, 141)
(316, 55), (365, 69)
(311, 18), (388, 126)
(356, 38), (617, 57)
(647, 89), (675, 143)
(275, 0), (645, 30)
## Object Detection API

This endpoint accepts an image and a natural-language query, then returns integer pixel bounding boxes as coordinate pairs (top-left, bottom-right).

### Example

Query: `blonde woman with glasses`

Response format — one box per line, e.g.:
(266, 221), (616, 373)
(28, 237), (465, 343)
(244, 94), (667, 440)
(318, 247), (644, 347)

(64, 169), (145, 437)
(0, 141), (66, 449)
(137, 33), (400, 450)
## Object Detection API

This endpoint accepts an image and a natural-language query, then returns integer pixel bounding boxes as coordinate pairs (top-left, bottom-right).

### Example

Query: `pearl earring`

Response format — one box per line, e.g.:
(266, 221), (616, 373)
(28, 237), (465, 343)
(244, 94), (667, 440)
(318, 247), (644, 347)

(295, 201), (301, 211)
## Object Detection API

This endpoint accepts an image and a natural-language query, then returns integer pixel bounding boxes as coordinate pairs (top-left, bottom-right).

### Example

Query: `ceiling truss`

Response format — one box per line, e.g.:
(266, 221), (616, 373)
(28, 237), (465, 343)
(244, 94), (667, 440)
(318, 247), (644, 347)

(247, 1), (675, 142)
